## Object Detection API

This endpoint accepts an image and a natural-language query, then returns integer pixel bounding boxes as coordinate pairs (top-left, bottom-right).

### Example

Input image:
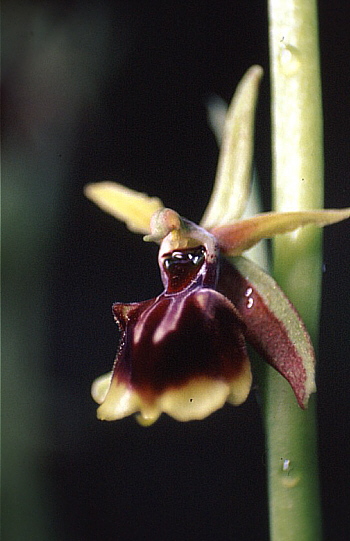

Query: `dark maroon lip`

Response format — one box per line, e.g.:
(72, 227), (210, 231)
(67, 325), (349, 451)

(112, 287), (248, 402)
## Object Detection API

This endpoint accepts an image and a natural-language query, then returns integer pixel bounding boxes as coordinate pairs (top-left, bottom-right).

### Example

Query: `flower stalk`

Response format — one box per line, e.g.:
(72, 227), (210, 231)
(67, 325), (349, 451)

(85, 40), (349, 537)
(265, 0), (323, 539)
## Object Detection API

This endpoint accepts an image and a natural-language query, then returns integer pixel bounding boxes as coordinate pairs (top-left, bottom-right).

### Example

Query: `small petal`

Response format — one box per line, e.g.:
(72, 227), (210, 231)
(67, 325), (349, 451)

(212, 207), (350, 256)
(218, 256), (316, 408)
(84, 181), (163, 234)
(201, 65), (263, 229)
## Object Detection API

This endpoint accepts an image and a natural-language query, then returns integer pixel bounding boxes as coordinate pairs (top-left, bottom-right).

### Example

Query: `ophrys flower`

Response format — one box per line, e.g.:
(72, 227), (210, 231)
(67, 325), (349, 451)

(85, 66), (350, 424)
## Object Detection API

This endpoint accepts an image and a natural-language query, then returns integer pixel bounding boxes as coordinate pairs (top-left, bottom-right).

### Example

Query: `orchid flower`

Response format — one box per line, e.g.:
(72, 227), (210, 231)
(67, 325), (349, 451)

(85, 66), (350, 425)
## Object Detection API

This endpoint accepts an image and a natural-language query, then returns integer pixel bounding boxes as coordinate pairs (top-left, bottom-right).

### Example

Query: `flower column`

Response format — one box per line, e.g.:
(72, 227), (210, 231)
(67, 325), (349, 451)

(266, 0), (323, 540)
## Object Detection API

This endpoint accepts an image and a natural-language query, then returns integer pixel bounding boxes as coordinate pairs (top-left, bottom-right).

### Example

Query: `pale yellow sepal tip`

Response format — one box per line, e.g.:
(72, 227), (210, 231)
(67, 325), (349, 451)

(84, 181), (164, 235)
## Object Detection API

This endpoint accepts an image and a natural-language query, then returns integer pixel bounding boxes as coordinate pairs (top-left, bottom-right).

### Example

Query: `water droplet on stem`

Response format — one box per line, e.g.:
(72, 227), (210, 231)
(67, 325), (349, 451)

(279, 44), (301, 76)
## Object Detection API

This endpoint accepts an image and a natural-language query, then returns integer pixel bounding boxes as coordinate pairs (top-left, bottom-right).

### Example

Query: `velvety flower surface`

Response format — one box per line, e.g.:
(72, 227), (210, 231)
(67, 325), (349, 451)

(86, 66), (350, 424)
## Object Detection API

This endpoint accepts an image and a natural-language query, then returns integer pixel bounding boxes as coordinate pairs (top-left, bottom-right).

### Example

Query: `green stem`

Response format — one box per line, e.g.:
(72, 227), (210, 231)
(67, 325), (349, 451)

(265, 0), (323, 539)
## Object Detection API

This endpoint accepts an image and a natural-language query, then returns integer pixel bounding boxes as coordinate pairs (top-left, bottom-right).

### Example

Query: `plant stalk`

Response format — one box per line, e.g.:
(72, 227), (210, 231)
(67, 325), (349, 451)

(265, 0), (323, 539)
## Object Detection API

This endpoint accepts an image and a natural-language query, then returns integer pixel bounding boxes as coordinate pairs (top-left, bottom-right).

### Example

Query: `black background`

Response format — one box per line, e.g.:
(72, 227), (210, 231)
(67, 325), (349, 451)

(3, 1), (350, 540)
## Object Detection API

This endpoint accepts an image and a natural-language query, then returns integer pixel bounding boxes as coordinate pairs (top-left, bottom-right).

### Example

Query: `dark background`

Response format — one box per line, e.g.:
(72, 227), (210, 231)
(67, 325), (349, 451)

(3, 1), (350, 540)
